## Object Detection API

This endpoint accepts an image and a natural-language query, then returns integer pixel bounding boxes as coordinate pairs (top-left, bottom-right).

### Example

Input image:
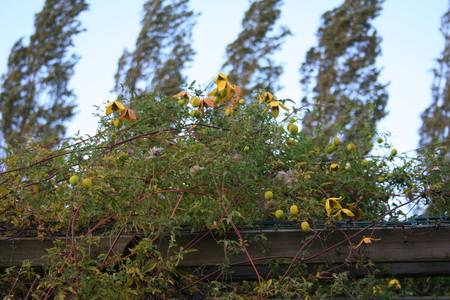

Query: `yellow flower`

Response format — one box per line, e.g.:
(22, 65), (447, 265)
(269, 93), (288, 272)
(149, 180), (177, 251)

(334, 208), (355, 221)
(263, 101), (289, 118)
(214, 73), (228, 84)
(325, 197), (342, 216)
(325, 197), (355, 220)
(329, 163), (339, 173)
(105, 100), (125, 115)
(373, 285), (382, 295)
(354, 236), (381, 248)
(258, 92), (274, 103)
(215, 78), (235, 99)
(268, 101), (288, 110)
(208, 74), (243, 103)
(388, 279), (401, 289)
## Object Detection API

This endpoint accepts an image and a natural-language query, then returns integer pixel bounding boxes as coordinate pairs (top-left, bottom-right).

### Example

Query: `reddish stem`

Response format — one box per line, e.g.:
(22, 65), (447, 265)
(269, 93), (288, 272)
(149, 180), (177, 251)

(221, 201), (262, 284)
(71, 205), (83, 295)
(101, 227), (125, 266)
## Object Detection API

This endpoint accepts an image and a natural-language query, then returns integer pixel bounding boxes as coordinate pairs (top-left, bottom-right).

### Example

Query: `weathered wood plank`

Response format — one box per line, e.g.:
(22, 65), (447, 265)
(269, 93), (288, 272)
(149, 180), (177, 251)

(196, 262), (450, 280)
(1, 227), (449, 279)
(163, 227), (450, 266)
(0, 236), (134, 267)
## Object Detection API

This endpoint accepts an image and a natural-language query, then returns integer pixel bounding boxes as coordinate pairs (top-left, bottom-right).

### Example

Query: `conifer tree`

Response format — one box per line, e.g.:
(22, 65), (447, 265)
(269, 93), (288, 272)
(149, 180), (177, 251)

(222, 0), (290, 96)
(419, 5), (450, 154)
(114, 0), (196, 96)
(0, 0), (88, 148)
(299, 0), (388, 147)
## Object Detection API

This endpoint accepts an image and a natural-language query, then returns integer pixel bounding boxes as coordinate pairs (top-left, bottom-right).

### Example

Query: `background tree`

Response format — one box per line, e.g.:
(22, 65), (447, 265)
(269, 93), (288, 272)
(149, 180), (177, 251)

(222, 0), (290, 96)
(113, 0), (196, 96)
(419, 3), (450, 156)
(419, 3), (450, 215)
(299, 0), (388, 148)
(0, 0), (88, 148)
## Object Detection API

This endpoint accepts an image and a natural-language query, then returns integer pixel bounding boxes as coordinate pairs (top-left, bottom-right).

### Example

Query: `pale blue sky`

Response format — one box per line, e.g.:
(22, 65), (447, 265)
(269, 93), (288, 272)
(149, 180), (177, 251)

(0, 1), (447, 154)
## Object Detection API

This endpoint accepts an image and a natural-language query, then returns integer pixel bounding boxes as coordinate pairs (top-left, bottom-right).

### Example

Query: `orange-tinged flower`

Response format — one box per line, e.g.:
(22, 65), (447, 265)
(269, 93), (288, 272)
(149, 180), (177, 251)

(354, 236), (381, 248)
(233, 85), (243, 97)
(106, 101), (125, 115)
(119, 108), (137, 122)
(173, 91), (191, 105)
(173, 91), (190, 99)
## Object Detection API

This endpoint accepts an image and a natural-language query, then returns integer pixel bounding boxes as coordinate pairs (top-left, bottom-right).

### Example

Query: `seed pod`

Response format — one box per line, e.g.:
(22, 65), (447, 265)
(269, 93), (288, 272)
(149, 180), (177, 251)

(301, 221), (310, 233)
(275, 209), (284, 219)
(264, 191), (274, 200)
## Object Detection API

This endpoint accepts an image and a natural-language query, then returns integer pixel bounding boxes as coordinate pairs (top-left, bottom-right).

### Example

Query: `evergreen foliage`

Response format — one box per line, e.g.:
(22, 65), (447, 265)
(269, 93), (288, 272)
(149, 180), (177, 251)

(419, 3), (450, 215)
(222, 0), (290, 96)
(113, 0), (196, 96)
(299, 0), (388, 149)
(419, 3), (450, 156)
(0, 0), (88, 148)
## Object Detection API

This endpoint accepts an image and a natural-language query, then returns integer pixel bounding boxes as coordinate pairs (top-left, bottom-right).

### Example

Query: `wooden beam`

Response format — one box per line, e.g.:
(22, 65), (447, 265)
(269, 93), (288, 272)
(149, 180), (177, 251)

(194, 262), (450, 280)
(1, 227), (449, 280)
(162, 227), (450, 266)
(0, 236), (134, 268)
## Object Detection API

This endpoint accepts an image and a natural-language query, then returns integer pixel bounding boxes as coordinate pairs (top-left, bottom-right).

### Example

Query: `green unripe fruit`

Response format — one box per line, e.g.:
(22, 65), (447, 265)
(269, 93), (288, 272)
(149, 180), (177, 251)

(377, 137), (383, 144)
(275, 209), (284, 219)
(69, 175), (79, 185)
(361, 159), (368, 167)
(190, 96), (201, 107)
(377, 176), (385, 183)
(111, 119), (122, 129)
(264, 191), (274, 200)
(288, 123), (298, 135)
(387, 173), (393, 178)
(290, 205), (299, 216)
(81, 178), (92, 189)
(239, 99), (246, 105)
(327, 144), (337, 154)
(225, 109), (233, 116)
(301, 221), (310, 233)
(391, 149), (398, 156)
(333, 137), (341, 146)
(178, 99), (185, 106)
(243, 146), (250, 152)
(189, 110), (202, 118)
(346, 143), (356, 152)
